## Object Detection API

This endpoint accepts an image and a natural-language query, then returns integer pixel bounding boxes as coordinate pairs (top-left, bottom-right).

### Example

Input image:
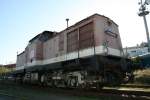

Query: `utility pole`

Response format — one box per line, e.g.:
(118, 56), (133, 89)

(138, 0), (150, 52)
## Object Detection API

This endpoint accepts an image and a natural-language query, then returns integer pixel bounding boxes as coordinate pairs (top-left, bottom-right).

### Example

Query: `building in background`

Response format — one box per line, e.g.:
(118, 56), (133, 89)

(124, 46), (148, 58)
(124, 42), (149, 58)
(124, 42), (150, 68)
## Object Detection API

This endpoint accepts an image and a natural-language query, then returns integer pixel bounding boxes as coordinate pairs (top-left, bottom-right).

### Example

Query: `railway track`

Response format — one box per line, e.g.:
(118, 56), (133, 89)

(117, 84), (150, 88)
(97, 89), (150, 99)
(51, 87), (150, 100)
(0, 81), (150, 100)
(23, 84), (150, 100)
(59, 89), (150, 100)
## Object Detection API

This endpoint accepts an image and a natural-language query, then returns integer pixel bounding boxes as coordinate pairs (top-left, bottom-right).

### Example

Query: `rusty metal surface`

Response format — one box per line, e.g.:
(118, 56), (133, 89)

(16, 52), (26, 67)
(43, 36), (59, 60)
(67, 29), (78, 52)
(35, 42), (43, 60)
(59, 33), (65, 51)
(104, 22), (122, 49)
(79, 22), (94, 49)
(16, 14), (124, 68)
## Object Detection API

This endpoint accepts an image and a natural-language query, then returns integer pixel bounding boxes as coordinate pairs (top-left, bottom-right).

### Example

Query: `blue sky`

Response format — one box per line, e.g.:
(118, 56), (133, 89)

(0, 0), (150, 64)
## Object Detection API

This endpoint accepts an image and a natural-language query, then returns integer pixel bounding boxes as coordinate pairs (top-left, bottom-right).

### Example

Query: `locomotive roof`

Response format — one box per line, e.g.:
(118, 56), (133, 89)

(29, 31), (57, 43)
(28, 13), (118, 43)
(17, 51), (25, 56)
(59, 13), (118, 34)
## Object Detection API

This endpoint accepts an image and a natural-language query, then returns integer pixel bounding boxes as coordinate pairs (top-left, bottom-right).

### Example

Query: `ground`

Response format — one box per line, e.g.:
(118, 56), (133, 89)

(0, 81), (105, 100)
(133, 68), (150, 85)
(0, 81), (150, 100)
(0, 81), (146, 100)
(0, 68), (150, 100)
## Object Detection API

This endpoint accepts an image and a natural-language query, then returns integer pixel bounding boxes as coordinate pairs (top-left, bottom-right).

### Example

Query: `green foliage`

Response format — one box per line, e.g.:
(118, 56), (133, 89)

(0, 66), (10, 74)
(131, 57), (143, 70)
(132, 56), (141, 63)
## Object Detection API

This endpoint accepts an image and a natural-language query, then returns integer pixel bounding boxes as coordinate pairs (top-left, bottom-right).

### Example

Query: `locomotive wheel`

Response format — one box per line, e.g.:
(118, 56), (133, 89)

(66, 77), (78, 88)
(105, 72), (121, 85)
(52, 80), (59, 87)
(85, 83), (90, 90)
(79, 83), (86, 89)
(39, 75), (47, 87)
(95, 83), (100, 90)
(70, 78), (76, 87)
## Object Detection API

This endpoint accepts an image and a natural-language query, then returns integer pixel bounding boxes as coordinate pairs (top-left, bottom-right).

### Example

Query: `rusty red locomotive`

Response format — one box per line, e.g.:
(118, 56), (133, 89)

(13, 14), (130, 88)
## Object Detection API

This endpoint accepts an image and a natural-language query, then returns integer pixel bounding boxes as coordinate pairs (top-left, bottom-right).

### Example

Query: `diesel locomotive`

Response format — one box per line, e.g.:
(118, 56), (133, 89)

(12, 14), (131, 88)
